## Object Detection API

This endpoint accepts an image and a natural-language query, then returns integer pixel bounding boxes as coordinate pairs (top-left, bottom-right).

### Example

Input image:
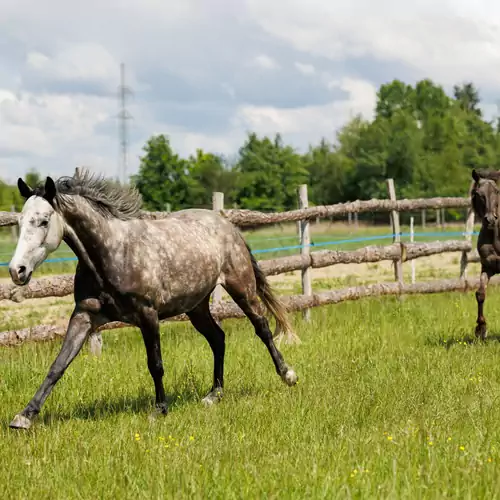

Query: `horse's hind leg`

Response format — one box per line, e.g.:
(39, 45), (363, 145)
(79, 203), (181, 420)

(187, 297), (225, 405)
(224, 282), (297, 387)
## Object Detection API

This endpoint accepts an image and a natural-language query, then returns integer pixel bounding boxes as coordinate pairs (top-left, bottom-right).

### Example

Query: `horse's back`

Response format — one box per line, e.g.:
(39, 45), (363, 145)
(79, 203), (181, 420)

(122, 208), (249, 313)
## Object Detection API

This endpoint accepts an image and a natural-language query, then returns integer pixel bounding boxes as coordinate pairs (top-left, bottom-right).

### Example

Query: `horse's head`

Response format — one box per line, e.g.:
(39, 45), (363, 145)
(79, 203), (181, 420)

(9, 177), (64, 286)
(471, 169), (500, 230)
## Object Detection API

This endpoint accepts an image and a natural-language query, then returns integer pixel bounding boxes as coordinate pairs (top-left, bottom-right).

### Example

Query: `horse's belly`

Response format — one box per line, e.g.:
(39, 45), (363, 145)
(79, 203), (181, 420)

(157, 286), (214, 319)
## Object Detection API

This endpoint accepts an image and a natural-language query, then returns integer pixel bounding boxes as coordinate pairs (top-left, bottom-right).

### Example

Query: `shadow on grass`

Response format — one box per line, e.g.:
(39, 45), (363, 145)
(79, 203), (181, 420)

(426, 332), (500, 349)
(4, 383), (269, 428)
(2, 388), (203, 428)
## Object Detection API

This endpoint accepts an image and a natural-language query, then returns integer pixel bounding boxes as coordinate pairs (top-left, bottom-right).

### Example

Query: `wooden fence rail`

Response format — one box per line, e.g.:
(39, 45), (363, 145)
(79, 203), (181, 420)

(0, 196), (472, 229)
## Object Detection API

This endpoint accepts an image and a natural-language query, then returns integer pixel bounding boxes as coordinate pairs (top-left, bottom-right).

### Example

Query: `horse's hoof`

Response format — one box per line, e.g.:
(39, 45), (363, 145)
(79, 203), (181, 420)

(475, 324), (488, 340)
(151, 403), (168, 417)
(202, 389), (223, 406)
(9, 414), (32, 430)
(282, 368), (298, 386)
(156, 403), (169, 415)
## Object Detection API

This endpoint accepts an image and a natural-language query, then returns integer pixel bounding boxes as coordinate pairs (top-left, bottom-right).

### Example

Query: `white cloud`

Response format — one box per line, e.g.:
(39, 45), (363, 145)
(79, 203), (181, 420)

(0, 89), (117, 179)
(233, 77), (376, 147)
(26, 45), (116, 88)
(0, 0), (499, 182)
(248, 0), (500, 88)
(294, 62), (315, 75)
(251, 54), (280, 70)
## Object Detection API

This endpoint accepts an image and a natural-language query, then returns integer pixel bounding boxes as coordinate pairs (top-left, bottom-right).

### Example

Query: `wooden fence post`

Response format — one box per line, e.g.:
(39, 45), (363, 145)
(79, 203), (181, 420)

(421, 209), (426, 229)
(410, 216), (416, 284)
(212, 192), (224, 304)
(386, 179), (403, 284)
(298, 184), (312, 321)
(460, 181), (475, 279)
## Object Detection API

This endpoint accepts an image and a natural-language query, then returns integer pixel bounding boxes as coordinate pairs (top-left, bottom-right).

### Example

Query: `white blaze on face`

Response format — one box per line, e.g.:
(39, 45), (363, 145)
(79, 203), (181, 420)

(8, 197), (64, 285)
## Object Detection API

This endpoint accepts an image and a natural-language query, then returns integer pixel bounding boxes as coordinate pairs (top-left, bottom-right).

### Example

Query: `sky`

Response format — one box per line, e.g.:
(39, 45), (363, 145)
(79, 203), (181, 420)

(2, 0), (500, 182)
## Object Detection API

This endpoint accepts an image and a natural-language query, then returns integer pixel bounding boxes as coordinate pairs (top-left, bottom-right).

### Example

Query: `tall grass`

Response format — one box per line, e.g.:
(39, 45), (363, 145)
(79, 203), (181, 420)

(1, 290), (500, 498)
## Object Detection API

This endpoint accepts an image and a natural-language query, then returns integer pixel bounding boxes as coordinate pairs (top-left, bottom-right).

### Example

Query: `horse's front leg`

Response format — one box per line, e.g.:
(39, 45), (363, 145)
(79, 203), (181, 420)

(139, 308), (168, 415)
(475, 270), (492, 340)
(10, 307), (97, 430)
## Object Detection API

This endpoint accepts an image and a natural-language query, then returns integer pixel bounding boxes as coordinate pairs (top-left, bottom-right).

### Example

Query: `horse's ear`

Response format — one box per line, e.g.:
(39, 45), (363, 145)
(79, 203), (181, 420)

(44, 177), (57, 203)
(17, 178), (34, 199)
(472, 169), (480, 182)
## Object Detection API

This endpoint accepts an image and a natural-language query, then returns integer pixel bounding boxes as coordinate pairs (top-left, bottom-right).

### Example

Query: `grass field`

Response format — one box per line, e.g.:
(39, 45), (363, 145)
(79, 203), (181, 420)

(2, 289), (500, 498)
(0, 217), (492, 498)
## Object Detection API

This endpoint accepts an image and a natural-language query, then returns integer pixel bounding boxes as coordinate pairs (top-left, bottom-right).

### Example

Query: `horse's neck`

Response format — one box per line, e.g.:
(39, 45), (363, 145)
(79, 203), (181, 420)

(61, 206), (115, 286)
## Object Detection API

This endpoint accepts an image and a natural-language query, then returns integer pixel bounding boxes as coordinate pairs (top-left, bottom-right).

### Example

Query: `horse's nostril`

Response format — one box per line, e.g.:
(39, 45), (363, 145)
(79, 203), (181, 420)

(18, 266), (26, 276)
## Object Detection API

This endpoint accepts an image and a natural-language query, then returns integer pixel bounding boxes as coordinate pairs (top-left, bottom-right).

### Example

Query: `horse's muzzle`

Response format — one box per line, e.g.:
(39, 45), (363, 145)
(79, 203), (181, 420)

(8, 265), (32, 286)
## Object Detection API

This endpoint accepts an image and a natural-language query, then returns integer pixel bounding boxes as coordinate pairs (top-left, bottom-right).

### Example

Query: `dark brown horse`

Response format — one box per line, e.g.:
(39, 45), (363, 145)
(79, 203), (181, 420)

(471, 168), (500, 339)
(8, 169), (298, 429)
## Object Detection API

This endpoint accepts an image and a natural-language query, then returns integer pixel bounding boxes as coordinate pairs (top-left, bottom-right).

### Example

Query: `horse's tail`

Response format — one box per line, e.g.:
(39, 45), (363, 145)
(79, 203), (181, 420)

(245, 241), (295, 339)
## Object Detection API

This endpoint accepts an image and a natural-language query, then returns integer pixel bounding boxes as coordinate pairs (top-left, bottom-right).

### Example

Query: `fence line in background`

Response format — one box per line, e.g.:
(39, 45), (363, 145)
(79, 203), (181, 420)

(387, 179), (403, 284)
(410, 217), (415, 284)
(298, 184), (312, 321)
(0, 180), (484, 347)
(0, 196), (474, 229)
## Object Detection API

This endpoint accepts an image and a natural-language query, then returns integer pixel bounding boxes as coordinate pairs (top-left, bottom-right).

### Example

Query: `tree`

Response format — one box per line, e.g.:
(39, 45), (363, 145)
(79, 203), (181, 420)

(234, 133), (307, 211)
(25, 168), (42, 188)
(274, 134), (308, 210)
(132, 135), (194, 211)
(375, 80), (415, 120)
(453, 82), (481, 116)
(188, 150), (237, 207)
(306, 116), (368, 204)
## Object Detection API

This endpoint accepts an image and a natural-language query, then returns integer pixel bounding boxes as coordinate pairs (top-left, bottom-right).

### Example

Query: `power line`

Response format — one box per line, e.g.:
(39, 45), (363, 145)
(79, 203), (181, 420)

(117, 62), (133, 184)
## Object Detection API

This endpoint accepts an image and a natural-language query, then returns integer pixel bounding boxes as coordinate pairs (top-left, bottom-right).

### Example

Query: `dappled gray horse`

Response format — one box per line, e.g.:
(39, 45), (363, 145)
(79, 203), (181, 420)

(8, 170), (298, 429)
(471, 168), (500, 339)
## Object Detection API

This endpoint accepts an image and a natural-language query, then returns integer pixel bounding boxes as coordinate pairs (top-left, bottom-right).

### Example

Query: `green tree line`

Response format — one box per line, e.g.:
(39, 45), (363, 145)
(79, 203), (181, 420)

(133, 79), (500, 213)
(4, 79), (500, 215)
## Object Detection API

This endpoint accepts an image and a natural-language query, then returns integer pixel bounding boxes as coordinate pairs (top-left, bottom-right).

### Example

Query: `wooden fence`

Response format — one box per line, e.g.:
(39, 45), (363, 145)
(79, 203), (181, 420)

(0, 180), (485, 347)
